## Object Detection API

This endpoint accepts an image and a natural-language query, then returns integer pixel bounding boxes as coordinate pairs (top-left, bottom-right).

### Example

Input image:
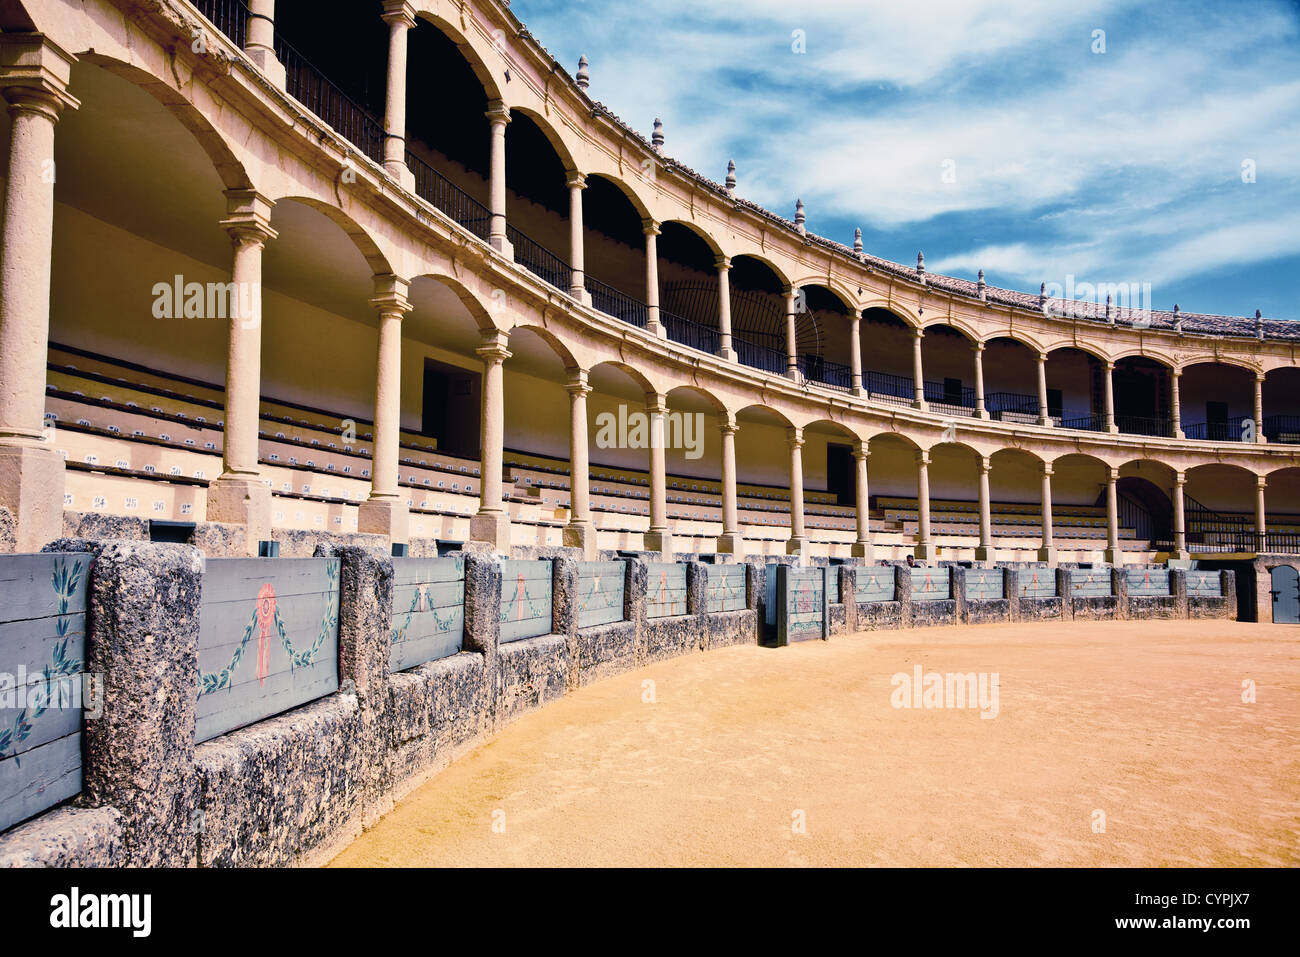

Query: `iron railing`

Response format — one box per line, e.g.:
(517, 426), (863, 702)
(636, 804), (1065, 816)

(506, 225), (571, 291)
(1265, 415), (1300, 444)
(405, 151), (492, 241)
(661, 311), (720, 354)
(735, 337), (787, 375)
(1178, 495), (1257, 554)
(985, 391), (1041, 417)
(585, 277), (647, 328)
(192, 0), (250, 47)
(924, 379), (977, 408)
(1183, 415), (1250, 442)
(275, 35), (386, 164)
(862, 369), (917, 401)
(1114, 414), (1175, 438)
(1060, 412), (1109, 433)
(798, 354), (853, 392)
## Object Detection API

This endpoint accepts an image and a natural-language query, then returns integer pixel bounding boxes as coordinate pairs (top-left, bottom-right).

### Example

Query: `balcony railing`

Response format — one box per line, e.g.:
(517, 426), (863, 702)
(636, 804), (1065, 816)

(735, 337), (787, 375)
(405, 151), (492, 241)
(661, 311), (720, 354)
(506, 225), (571, 292)
(275, 35), (386, 165)
(1265, 415), (1300, 444)
(1114, 414), (1175, 438)
(585, 277), (647, 328)
(192, 0), (249, 47)
(798, 354), (853, 392)
(862, 370), (916, 402)
(1183, 416), (1251, 442)
(1060, 412), (1109, 433)
(985, 391), (1041, 418)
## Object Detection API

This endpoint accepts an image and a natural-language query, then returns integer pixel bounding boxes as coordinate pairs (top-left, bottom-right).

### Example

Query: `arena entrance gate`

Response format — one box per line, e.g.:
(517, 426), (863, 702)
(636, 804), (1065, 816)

(1271, 565), (1300, 624)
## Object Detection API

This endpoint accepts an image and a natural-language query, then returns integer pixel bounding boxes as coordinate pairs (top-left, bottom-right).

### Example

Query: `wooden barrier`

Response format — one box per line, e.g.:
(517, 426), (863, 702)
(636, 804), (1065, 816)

(0, 554), (92, 834)
(390, 557), (465, 672)
(1018, 567), (1058, 598)
(1071, 568), (1113, 597)
(777, 565), (830, 644)
(1127, 567), (1171, 597)
(646, 562), (688, 618)
(966, 567), (1004, 600)
(577, 560), (626, 628)
(196, 558), (341, 743)
(500, 559), (554, 642)
(856, 566), (896, 603)
(1186, 569), (1223, 598)
(911, 565), (951, 601)
(707, 564), (746, 613)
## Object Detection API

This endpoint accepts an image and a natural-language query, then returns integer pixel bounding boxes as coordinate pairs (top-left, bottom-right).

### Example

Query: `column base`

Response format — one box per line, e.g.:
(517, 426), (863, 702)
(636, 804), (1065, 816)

(246, 47), (287, 89)
(785, 536), (805, 556)
(644, 529), (673, 554)
(913, 400), (929, 412)
(646, 321), (666, 339)
(469, 510), (512, 553)
(569, 286), (593, 306)
(974, 545), (992, 563)
(1037, 546), (1058, 564)
(976, 410), (990, 420)
(562, 521), (597, 558)
(1168, 548), (1190, 561)
(1102, 547), (1124, 566)
(357, 497), (409, 544)
(1038, 417), (1052, 427)
(206, 476), (273, 555)
(384, 159), (416, 193)
(851, 386), (864, 398)
(0, 444), (66, 553)
(850, 541), (873, 560)
(914, 542), (932, 561)
(490, 235), (515, 260)
(717, 347), (736, 362)
(715, 532), (744, 554)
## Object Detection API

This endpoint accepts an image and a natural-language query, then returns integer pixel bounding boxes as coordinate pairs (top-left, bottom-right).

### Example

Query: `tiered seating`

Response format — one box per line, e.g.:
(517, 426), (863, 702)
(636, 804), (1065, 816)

(872, 496), (1139, 543)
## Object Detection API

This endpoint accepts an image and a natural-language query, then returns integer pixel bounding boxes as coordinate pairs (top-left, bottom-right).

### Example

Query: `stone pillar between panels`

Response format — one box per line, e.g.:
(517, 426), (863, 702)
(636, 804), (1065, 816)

(207, 190), (277, 554)
(469, 330), (511, 552)
(786, 427), (805, 556)
(1255, 476), (1267, 554)
(851, 440), (871, 559)
(716, 415), (742, 554)
(380, 1), (416, 189)
(644, 393), (672, 554)
(562, 368), (595, 558)
(245, 0), (287, 88)
(0, 37), (78, 553)
(485, 100), (513, 257)
(358, 274), (413, 545)
(643, 219), (663, 337)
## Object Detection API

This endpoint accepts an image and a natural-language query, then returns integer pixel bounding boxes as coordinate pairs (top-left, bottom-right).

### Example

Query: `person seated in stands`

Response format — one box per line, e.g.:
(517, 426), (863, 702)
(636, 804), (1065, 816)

(905, 554), (916, 567)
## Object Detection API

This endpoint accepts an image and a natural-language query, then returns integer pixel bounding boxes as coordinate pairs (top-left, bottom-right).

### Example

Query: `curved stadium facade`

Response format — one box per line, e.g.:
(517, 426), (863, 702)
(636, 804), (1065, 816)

(0, 0), (1297, 618)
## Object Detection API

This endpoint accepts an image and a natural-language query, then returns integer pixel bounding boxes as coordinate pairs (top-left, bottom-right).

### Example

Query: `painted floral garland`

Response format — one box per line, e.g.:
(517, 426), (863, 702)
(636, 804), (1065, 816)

(390, 582), (461, 646)
(0, 558), (84, 765)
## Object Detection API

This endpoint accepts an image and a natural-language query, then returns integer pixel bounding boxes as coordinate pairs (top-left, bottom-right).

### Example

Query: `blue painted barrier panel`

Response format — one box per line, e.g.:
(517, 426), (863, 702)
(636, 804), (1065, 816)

(500, 560), (554, 642)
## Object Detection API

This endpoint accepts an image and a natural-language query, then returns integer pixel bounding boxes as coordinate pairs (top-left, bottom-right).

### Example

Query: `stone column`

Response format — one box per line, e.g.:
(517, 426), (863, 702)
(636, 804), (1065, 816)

(783, 285), (798, 379)
(786, 427), (805, 555)
(1172, 471), (1188, 559)
(973, 342), (988, 418)
(644, 393), (671, 554)
(358, 274), (412, 544)
(1255, 475), (1267, 554)
(911, 328), (928, 410)
(208, 191), (277, 553)
(485, 100), (512, 257)
(380, 1), (416, 189)
(849, 314), (863, 395)
(1036, 352), (1051, 425)
(1038, 462), (1056, 563)
(562, 368), (595, 557)
(469, 330), (511, 552)
(915, 450), (932, 560)
(1254, 373), (1266, 444)
(716, 414), (742, 554)
(0, 37), (78, 553)
(975, 455), (993, 563)
(566, 170), (591, 304)
(715, 256), (735, 360)
(643, 219), (663, 337)
(851, 440), (872, 558)
(1104, 467), (1122, 566)
(1171, 369), (1184, 438)
(1104, 361), (1118, 433)
(245, 0), (286, 88)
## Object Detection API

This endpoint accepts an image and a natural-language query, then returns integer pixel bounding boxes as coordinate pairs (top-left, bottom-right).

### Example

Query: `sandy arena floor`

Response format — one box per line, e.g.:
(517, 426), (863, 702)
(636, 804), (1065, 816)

(329, 620), (1299, 867)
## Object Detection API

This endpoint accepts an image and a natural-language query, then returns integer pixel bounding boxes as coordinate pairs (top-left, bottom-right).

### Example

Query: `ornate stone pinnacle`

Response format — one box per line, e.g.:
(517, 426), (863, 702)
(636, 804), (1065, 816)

(652, 117), (664, 150)
(576, 55), (589, 90)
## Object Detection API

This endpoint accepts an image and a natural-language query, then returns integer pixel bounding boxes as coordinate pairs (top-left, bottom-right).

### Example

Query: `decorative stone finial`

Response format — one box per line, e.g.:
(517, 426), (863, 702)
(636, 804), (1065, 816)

(794, 199), (806, 234)
(576, 55), (589, 90)
(1104, 293), (1112, 322)
(1256, 308), (1264, 339)
(724, 159), (736, 196)
(853, 228), (863, 255)
(977, 269), (986, 302)
(917, 251), (925, 275)
(1039, 282), (1047, 307)
(651, 117), (664, 151)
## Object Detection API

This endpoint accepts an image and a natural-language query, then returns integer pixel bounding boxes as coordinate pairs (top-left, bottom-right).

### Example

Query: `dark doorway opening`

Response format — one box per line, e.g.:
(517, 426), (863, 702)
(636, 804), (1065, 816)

(826, 443), (855, 507)
(421, 358), (480, 459)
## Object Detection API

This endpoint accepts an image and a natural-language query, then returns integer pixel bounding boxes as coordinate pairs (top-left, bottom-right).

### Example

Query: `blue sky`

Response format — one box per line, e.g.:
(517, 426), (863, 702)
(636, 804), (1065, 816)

(514, 0), (1300, 320)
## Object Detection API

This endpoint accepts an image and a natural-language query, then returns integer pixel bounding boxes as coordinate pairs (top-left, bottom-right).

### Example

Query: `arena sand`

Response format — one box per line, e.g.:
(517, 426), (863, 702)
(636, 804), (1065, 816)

(329, 620), (1299, 867)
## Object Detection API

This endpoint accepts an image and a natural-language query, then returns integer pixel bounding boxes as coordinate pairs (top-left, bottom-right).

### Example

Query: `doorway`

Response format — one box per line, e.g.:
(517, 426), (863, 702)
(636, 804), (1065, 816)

(1271, 565), (1300, 624)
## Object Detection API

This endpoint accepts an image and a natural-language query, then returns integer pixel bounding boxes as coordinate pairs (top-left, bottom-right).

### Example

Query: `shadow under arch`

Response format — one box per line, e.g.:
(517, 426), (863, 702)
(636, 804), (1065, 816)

(271, 194), (392, 277)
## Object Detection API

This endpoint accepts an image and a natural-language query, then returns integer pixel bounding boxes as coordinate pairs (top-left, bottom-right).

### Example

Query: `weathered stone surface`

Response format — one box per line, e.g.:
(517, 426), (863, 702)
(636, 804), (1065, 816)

(0, 505), (16, 553)
(1019, 597), (1064, 620)
(196, 694), (364, 868)
(1127, 596), (1180, 619)
(856, 600), (903, 630)
(279, 529), (388, 557)
(552, 555), (580, 691)
(707, 609), (755, 648)
(386, 652), (488, 796)
(1072, 596), (1119, 621)
(0, 807), (124, 868)
(828, 601), (848, 635)
(965, 598), (1010, 625)
(498, 634), (568, 724)
(463, 553), (502, 729)
(191, 521), (248, 557)
(574, 620), (638, 685)
(644, 614), (703, 662)
(839, 566), (859, 633)
(1188, 597), (1231, 619)
(80, 541), (203, 867)
(61, 510), (149, 542)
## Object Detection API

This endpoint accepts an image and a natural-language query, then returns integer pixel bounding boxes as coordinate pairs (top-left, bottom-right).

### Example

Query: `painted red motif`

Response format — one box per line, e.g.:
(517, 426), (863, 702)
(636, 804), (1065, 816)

(255, 583), (276, 686)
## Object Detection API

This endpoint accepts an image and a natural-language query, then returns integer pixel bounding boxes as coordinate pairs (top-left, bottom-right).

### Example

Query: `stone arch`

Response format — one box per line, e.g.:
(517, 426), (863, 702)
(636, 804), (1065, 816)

(411, 7), (505, 102)
(510, 105), (580, 174)
(270, 195), (393, 277)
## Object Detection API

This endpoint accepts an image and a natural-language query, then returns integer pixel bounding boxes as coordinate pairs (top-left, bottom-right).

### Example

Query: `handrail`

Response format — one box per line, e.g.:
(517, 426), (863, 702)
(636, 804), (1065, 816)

(192, 0), (250, 47)
(797, 354), (852, 393)
(405, 151), (492, 241)
(661, 311), (720, 354)
(274, 34), (386, 164)
(585, 276), (647, 328)
(506, 224), (572, 292)
(735, 337), (787, 375)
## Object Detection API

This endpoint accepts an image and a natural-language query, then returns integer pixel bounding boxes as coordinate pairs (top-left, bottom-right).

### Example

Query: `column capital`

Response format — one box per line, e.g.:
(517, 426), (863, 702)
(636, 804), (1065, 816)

(1036, 351), (1048, 363)
(973, 340), (986, 353)
(714, 255), (732, 272)
(852, 439), (869, 460)
(484, 100), (511, 126)
(720, 412), (739, 434)
(1174, 471), (1187, 486)
(0, 34), (80, 114)
(1041, 462), (1054, 477)
(1255, 370), (1266, 384)
(220, 189), (277, 244)
(787, 426), (804, 449)
(644, 392), (668, 415)
(1104, 360), (1116, 371)
(641, 217), (661, 236)
(1171, 366), (1183, 379)
(980, 456), (993, 474)
(915, 449), (930, 466)
(565, 169), (587, 190)
(476, 329), (511, 363)
(564, 367), (592, 395)
(1109, 466), (1121, 481)
(911, 325), (925, 340)
(380, 0), (418, 28)
(369, 273), (412, 317)
(1256, 475), (1268, 490)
